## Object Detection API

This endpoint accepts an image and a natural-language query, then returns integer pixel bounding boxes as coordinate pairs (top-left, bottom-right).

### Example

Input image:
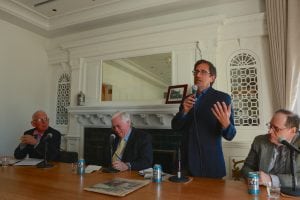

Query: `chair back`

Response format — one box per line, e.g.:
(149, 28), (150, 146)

(232, 158), (245, 181)
(58, 151), (78, 163)
(153, 149), (177, 174)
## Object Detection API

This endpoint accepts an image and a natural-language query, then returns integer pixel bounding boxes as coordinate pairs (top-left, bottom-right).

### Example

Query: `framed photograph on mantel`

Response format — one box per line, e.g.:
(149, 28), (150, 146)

(165, 84), (188, 104)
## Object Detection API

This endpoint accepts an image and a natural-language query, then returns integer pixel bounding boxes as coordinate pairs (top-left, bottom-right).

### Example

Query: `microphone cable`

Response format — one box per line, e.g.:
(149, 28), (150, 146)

(192, 93), (205, 175)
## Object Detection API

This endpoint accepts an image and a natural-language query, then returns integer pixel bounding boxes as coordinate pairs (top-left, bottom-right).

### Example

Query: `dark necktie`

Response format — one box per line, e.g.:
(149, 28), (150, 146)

(270, 145), (289, 174)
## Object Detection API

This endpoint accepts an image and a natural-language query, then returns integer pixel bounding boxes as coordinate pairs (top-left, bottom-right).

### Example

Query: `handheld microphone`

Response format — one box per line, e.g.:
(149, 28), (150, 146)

(278, 137), (300, 153)
(192, 85), (198, 95)
(43, 133), (53, 141)
(191, 85), (198, 101)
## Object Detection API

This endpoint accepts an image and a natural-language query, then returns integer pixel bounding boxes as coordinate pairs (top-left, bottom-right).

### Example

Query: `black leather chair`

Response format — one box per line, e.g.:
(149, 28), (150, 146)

(153, 149), (177, 174)
(57, 151), (78, 163)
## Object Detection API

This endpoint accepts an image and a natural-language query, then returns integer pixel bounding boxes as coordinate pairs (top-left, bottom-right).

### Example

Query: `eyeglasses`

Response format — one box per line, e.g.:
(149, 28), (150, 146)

(192, 70), (210, 76)
(266, 123), (288, 133)
(34, 117), (49, 123)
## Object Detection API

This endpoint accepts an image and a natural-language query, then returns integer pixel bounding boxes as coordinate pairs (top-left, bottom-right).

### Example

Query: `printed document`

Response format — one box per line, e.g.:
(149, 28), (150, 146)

(14, 158), (43, 166)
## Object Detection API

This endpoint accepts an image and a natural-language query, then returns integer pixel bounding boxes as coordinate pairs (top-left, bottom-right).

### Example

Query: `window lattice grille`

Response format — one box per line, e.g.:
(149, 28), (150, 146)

(56, 73), (70, 125)
(230, 52), (260, 126)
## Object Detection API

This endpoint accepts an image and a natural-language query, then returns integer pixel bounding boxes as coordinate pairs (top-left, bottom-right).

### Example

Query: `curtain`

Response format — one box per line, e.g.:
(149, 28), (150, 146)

(265, 0), (300, 110)
(286, 0), (300, 111)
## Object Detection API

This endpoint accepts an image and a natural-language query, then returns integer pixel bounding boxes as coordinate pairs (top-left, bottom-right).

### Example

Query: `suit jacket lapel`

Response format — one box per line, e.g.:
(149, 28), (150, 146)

(259, 139), (275, 172)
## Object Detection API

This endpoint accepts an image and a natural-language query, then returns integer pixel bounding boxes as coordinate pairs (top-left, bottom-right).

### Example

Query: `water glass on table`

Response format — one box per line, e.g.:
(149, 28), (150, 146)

(266, 182), (280, 199)
(71, 162), (77, 173)
(1, 156), (10, 167)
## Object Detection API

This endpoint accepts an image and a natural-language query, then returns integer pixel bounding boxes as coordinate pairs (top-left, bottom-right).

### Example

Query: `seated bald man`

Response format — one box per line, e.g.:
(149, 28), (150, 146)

(14, 110), (61, 161)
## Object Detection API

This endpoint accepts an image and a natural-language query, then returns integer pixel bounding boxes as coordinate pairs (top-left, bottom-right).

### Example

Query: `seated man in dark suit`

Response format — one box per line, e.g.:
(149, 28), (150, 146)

(111, 111), (153, 171)
(241, 109), (300, 188)
(14, 110), (61, 161)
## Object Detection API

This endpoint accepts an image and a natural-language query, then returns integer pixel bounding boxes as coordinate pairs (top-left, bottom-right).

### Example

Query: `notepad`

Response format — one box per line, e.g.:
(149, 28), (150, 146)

(14, 158), (43, 166)
(85, 165), (102, 173)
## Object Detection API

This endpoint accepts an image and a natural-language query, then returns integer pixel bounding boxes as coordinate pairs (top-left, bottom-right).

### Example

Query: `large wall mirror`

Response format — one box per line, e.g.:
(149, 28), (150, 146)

(101, 52), (172, 102)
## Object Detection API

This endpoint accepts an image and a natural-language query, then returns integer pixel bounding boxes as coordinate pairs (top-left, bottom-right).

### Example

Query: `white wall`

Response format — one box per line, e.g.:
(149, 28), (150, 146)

(0, 19), (49, 155)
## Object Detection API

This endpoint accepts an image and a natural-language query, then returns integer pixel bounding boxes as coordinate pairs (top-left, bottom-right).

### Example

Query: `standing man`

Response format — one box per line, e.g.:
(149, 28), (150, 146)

(172, 59), (236, 178)
(111, 111), (153, 171)
(14, 110), (61, 161)
(241, 109), (300, 188)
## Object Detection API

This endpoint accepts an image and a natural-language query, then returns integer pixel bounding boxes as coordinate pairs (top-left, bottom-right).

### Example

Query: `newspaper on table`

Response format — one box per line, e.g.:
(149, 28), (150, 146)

(84, 178), (151, 197)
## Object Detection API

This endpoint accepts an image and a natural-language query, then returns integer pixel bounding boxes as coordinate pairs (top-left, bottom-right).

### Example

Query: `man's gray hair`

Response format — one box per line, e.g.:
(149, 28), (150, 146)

(32, 110), (47, 120)
(112, 111), (131, 123)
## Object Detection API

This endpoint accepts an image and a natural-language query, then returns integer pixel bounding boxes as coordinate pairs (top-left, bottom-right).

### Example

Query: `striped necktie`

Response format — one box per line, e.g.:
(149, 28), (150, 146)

(112, 139), (127, 162)
(270, 145), (289, 173)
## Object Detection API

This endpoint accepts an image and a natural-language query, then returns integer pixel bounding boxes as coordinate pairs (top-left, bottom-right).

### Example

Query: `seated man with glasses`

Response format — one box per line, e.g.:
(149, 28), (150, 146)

(241, 109), (300, 188)
(14, 110), (61, 161)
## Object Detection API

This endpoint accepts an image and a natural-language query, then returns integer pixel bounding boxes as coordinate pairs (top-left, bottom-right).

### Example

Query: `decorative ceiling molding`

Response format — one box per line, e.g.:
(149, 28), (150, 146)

(0, 0), (49, 29)
(0, 0), (241, 38)
(0, 0), (182, 35)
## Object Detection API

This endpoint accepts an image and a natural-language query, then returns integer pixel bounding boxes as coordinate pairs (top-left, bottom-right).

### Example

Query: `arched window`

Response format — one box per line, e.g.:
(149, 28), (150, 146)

(229, 51), (260, 126)
(56, 73), (71, 125)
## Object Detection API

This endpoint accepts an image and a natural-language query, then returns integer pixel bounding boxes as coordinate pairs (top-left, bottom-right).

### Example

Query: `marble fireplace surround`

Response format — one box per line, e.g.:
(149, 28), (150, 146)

(66, 104), (181, 157)
(68, 104), (179, 129)
(66, 104), (182, 172)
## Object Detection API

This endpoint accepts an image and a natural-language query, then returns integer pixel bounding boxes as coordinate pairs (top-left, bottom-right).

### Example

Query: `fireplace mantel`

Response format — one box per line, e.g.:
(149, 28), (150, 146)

(68, 104), (180, 129)
(65, 103), (180, 165)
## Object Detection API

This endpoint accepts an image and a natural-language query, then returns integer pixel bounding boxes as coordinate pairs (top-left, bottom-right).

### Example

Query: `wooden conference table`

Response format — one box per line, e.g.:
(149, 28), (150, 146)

(0, 162), (289, 200)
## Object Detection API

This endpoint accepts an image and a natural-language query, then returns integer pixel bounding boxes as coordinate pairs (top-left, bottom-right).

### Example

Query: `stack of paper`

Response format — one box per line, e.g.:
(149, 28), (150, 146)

(14, 158), (43, 166)
(85, 165), (102, 173)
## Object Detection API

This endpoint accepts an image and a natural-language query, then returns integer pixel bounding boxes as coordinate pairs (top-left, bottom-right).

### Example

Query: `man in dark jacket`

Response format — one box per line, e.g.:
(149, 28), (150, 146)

(14, 110), (61, 161)
(172, 59), (236, 178)
(111, 111), (152, 171)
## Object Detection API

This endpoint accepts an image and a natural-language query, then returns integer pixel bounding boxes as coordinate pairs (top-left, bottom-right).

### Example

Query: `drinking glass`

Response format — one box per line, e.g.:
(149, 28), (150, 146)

(266, 182), (280, 200)
(1, 156), (10, 167)
(71, 162), (77, 173)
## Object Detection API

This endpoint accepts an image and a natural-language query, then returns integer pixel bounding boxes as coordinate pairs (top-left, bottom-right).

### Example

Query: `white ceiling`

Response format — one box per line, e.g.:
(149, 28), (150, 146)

(0, 0), (240, 38)
(14, 0), (116, 17)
